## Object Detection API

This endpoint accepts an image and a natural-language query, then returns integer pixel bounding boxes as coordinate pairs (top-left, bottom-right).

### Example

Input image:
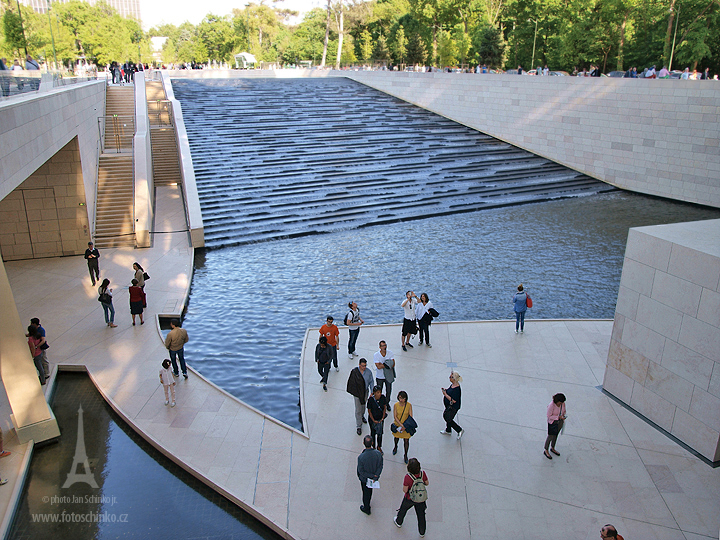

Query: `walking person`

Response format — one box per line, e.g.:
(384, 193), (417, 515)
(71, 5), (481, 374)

(29, 318), (50, 378)
(357, 435), (383, 515)
(84, 241), (100, 285)
(345, 301), (363, 359)
(513, 284), (529, 333)
(401, 291), (418, 351)
(315, 335), (332, 392)
(416, 293), (434, 347)
(441, 371), (463, 439)
(346, 358), (374, 435)
(544, 393), (567, 459)
(373, 340), (395, 404)
(393, 457), (429, 537)
(367, 385), (388, 453)
(128, 279), (145, 326)
(159, 359), (176, 407)
(98, 279), (118, 327)
(26, 325), (46, 385)
(319, 315), (340, 371)
(392, 391), (414, 463)
(165, 318), (189, 379)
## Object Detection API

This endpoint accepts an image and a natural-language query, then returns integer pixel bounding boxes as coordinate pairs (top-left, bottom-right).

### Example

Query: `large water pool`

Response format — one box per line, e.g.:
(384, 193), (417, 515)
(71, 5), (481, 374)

(181, 191), (720, 429)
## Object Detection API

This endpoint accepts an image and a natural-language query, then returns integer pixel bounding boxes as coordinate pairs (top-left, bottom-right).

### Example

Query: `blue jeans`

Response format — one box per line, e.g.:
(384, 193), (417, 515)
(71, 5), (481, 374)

(102, 302), (115, 324)
(515, 310), (526, 331)
(348, 328), (359, 355)
(170, 348), (187, 375)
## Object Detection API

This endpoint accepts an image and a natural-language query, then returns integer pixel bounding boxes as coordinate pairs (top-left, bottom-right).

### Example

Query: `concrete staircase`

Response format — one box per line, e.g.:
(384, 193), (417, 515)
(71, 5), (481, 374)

(94, 86), (136, 249)
(146, 81), (182, 186)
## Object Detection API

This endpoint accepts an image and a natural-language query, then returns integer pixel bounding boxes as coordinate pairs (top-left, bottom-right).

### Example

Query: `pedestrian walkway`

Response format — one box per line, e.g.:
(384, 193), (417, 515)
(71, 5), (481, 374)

(2, 184), (718, 539)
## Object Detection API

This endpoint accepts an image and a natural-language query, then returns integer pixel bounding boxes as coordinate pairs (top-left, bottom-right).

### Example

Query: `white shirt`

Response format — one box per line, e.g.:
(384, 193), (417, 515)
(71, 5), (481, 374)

(373, 349), (394, 380)
(416, 301), (433, 320)
(401, 297), (417, 320)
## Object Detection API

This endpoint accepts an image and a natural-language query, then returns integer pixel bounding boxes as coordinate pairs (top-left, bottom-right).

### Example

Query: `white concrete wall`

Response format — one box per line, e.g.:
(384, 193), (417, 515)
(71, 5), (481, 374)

(603, 219), (720, 461)
(0, 81), (106, 222)
(133, 72), (154, 248)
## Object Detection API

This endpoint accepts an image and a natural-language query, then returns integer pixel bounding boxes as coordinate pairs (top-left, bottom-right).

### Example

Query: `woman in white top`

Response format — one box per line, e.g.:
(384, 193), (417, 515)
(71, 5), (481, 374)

(415, 293), (433, 348)
(400, 291), (418, 351)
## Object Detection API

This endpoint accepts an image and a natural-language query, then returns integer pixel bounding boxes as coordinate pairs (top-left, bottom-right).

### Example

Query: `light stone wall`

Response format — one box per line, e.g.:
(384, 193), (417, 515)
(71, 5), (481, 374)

(0, 81), (106, 238)
(0, 137), (92, 260)
(341, 72), (720, 209)
(603, 219), (720, 461)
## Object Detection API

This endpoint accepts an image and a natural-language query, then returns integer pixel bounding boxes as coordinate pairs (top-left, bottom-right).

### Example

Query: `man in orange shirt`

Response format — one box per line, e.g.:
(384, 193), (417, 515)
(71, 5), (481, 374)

(319, 316), (340, 372)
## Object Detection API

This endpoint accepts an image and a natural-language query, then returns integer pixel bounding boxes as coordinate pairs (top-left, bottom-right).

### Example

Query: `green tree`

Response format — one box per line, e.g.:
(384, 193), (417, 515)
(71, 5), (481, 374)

(453, 25), (470, 65)
(359, 28), (373, 61)
(472, 23), (506, 68)
(197, 14), (235, 63)
(394, 24), (407, 63)
(406, 29), (427, 64)
(2, 8), (26, 56)
(373, 33), (390, 62)
(437, 28), (457, 66)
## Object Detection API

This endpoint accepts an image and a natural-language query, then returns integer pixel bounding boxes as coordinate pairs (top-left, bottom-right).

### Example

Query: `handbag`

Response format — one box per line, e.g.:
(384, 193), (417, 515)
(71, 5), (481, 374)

(548, 420), (559, 436)
(526, 294), (533, 308)
(390, 423), (398, 433)
(143, 272), (150, 281)
(403, 415), (418, 436)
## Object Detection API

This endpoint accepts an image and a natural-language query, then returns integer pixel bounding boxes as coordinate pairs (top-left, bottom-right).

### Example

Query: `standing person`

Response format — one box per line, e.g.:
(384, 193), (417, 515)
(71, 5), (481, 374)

(345, 301), (363, 359)
(544, 393), (567, 459)
(25, 54), (40, 90)
(159, 359), (176, 407)
(392, 390), (413, 463)
(393, 457), (429, 537)
(319, 315), (340, 371)
(415, 293), (434, 347)
(513, 284), (528, 333)
(165, 318), (189, 379)
(27, 325), (46, 385)
(84, 242), (100, 285)
(401, 291), (418, 351)
(373, 341), (395, 405)
(357, 435), (383, 515)
(29, 318), (50, 378)
(315, 335), (331, 392)
(441, 371), (463, 439)
(367, 386), (388, 453)
(0, 58), (10, 97)
(128, 279), (145, 326)
(346, 358), (374, 436)
(98, 279), (117, 327)
(132, 262), (146, 290)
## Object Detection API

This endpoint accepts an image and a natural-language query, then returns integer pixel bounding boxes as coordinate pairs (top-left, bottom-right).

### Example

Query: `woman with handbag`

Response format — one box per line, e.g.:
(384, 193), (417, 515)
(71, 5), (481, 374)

(441, 371), (463, 439)
(513, 284), (529, 333)
(129, 278), (146, 326)
(98, 278), (118, 327)
(133, 262), (146, 290)
(392, 391), (414, 463)
(544, 393), (567, 459)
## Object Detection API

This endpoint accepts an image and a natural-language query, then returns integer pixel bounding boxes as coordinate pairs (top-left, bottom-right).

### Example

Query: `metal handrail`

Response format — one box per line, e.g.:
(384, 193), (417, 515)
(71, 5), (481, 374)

(97, 115), (135, 154)
(148, 99), (173, 127)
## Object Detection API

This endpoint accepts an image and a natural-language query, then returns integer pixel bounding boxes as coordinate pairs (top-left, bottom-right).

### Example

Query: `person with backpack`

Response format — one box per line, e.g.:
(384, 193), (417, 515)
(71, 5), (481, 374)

(345, 301), (363, 359)
(393, 457), (429, 537)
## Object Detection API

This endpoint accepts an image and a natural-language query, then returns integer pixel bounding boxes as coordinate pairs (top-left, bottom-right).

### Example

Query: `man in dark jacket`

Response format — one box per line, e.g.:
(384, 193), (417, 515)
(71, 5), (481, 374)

(347, 358), (374, 435)
(357, 435), (383, 515)
(84, 241), (100, 285)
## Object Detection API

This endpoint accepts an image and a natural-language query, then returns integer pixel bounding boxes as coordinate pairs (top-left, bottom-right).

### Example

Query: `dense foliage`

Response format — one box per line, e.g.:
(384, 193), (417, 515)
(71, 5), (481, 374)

(1, 0), (718, 72)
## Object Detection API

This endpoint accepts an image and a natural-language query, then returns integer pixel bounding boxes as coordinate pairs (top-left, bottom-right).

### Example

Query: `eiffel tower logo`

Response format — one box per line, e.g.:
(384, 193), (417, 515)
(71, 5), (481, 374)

(62, 405), (99, 489)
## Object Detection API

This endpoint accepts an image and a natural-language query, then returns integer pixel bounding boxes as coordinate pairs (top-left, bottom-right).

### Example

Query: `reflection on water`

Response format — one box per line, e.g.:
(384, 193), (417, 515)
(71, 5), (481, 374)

(183, 191), (720, 430)
(8, 372), (282, 540)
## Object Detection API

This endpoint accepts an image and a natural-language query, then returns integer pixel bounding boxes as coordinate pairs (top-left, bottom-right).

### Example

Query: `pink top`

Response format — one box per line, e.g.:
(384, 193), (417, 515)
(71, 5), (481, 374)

(547, 401), (566, 423)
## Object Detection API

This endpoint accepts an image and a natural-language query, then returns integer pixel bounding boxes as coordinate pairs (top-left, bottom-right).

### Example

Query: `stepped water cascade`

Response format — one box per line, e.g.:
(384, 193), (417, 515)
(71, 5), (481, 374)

(172, 78), (614, 248)
(170, 77), (720, 430)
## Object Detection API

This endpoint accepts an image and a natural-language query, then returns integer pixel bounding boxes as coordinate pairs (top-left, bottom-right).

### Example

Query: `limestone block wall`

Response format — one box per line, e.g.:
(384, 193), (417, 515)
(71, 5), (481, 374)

(0, 138), (91, 260)
(603, 219), (720, 461)
(0, 81), (106, 233)
(342, 72), (720, 209)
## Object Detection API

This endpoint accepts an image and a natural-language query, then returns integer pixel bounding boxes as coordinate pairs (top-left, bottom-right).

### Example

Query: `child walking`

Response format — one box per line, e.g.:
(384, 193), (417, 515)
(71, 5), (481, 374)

(159, 359), (176, 407)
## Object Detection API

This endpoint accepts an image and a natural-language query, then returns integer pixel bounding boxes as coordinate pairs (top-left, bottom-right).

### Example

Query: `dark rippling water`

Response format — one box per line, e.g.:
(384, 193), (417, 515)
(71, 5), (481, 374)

(182, 191), (720, 429)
